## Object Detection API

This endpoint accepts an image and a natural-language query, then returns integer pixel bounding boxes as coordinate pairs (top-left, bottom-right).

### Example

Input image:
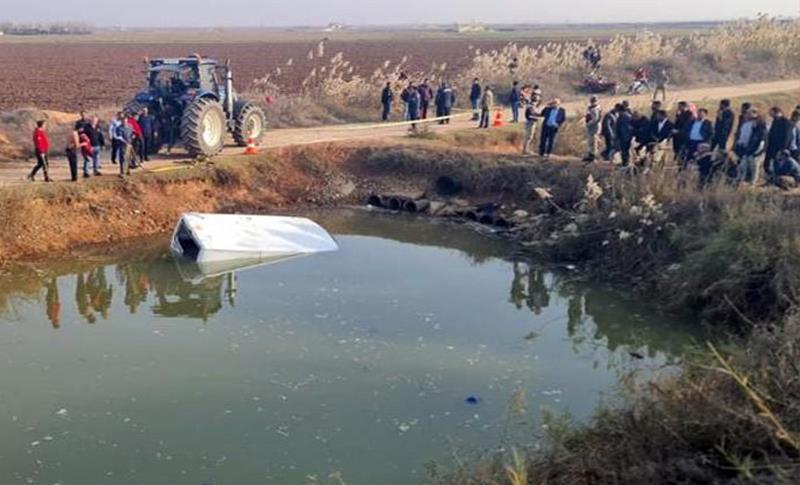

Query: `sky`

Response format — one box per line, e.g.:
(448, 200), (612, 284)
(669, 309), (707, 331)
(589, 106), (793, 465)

(2, 0), (797, 27)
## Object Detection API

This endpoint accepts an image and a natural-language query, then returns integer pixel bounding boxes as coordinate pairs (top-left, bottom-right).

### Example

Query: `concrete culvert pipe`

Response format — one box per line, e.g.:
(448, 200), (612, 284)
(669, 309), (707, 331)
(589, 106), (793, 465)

(435, 176), (463, 196)
(367, 195), (384, 207)
(465, 209), (480, 221)
(388, 197), (405, 211)
(403, 199), (431, 213)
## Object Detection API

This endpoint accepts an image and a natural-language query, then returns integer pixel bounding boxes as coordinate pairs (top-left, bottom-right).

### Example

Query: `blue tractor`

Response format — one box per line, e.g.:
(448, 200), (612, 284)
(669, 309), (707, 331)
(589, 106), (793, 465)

(126, 55), (266, 158)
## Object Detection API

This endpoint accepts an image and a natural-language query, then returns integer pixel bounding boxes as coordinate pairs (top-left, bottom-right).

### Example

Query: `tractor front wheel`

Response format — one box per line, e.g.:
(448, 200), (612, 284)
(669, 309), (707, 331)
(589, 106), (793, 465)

(232, 102), (267, 147)
(181, 98), (226, 158)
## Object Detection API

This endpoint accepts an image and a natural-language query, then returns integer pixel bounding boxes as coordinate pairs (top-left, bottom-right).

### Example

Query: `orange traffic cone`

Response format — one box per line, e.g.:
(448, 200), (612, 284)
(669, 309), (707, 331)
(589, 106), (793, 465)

(492, 109), (504, 128)
(244, 138), (258, 155)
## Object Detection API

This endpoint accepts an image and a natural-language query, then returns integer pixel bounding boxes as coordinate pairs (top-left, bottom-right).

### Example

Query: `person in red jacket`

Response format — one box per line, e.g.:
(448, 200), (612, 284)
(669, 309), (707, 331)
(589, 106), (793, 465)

(28, 120), (52, 182)
(126, 113), (143, 167)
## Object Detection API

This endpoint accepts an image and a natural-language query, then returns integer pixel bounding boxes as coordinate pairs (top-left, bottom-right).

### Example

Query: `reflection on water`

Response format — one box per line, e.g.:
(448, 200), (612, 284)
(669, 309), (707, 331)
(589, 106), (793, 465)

(0, 209), (702, 485)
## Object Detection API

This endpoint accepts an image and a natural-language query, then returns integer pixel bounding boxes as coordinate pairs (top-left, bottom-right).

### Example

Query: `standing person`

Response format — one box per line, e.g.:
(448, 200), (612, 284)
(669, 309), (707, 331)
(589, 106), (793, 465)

(406, 85), (421, 131)
(28, 120), (52, 182)
(435, 82), (455, 125)
(65, 128), (81, 182)
(711, 99), (735, 154)
(615, 104), (634, 167)
(83, 116), (104, 176)
(631, 110), (651, 159)
(583, 96), (602, 162)
(126, 112), (143, 168)
(74, 111), (90, 132)
(734, 108), (767, 185)
(138, 107), (155, 161)
(469, 78), (482, 121)
(539, 99), (566, 159)
(78, 128), (94, 178)
(764, 107), (794, 176)
(109, 112), (123, 165)
(734, 102), (753, 142)
(380, 82), (394, 122)
(644, 109), (674, 170)
(685, 108), (714, 168)
(522, 96), (542, 155)
(509, 81), (521, 123)
(478, 86), (494, 129)
(790, 109), (800, 160)
(652, 69), (669, 101)
(672, 101), (695, 162)
(400, 83), (412, 121)
(418, 79), (433, 120)
(601, 104), (619, 162)
(116, 117), (134, 178)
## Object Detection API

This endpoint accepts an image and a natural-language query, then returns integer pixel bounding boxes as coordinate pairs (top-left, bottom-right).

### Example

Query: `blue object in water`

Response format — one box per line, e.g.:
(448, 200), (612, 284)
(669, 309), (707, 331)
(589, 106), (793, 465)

(465, 395), (480, 405)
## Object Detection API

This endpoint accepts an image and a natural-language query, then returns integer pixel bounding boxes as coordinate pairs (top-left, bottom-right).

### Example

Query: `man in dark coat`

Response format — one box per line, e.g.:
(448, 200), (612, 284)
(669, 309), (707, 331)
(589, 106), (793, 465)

(600, 104), (619, 162)
(417, 79), (434, 119)
(509, 81), (521, 123)
(435, 82), (455, 125)
(469, 78), (482, 121)
(711, 99), (735, 153)
(734, 108), (767, 184)
(380, 82), (394, 122)
(137, 107), (156, 162)
(672, 101), (695, 162)
(765, 107), (795, 175)
(539, 99), (566, 159)
(615, 105), (634, 166)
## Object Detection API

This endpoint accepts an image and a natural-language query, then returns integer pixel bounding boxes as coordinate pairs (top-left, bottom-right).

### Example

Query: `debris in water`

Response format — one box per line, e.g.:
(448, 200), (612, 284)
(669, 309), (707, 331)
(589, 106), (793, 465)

(629, 351), (645, 360)
(465, 395), (480, 406)
(524, 331), (540, 341)
(397, 423), (411, 433)
(55, 409), (68, 417)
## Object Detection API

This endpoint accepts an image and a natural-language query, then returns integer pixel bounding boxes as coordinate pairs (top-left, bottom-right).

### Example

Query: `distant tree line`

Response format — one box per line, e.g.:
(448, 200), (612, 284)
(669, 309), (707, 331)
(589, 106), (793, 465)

(0, 22), (94, 36)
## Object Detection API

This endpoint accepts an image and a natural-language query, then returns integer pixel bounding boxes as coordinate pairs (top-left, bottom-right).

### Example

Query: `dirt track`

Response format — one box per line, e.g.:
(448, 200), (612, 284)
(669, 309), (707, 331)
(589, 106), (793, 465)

(3, 78), (798, 186)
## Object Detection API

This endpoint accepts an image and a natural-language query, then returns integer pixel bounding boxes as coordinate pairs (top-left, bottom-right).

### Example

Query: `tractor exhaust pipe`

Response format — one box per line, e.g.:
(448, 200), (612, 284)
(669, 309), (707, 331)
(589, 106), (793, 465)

(225, 59), (234, 119)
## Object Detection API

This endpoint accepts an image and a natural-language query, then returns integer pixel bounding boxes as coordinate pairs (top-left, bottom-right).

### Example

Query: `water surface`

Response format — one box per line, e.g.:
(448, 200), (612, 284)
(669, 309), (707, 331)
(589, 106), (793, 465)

(0, 209), (700, 485)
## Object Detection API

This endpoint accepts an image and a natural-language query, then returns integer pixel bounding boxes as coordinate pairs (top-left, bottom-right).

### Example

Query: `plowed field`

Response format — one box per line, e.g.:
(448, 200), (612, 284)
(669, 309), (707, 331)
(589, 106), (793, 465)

(0, 39), (513, 111)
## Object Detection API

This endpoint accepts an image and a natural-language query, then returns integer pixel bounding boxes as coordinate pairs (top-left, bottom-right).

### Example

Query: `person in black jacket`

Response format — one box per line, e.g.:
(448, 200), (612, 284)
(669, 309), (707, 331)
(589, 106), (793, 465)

(539, 99), (566, 159)
(672, 101), (695, 162)
(138, 107), (155, 162)
(418, 79), (434, 119)
(380, 82), (394, 122)
(765, 107), (795, 175)
(615, 105), (634, 166)
(631, 110), (650, 159)
(434, 82), (455, 125)
(643, 109), (673, 170)
(469, 79), (482, 121)
(600, 104), (619, 162)
(83, 116), (105, 176)
(711, 99), (735, 153)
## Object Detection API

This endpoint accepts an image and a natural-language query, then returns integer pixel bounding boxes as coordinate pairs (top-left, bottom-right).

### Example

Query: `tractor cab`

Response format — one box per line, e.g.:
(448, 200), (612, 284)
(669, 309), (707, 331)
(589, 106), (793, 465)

(146, 57), (224, 100)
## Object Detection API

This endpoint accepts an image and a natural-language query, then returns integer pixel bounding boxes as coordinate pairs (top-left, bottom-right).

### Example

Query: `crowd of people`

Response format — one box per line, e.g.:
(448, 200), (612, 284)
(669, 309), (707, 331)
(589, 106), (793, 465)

(582, 97), (800, 188)
(29, 107), (157, 182)
(377, 75), (800, 189)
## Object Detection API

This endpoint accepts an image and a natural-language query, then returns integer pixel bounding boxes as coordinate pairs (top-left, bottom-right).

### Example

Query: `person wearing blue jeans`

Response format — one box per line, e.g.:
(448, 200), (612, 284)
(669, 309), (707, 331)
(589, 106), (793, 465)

(83, 116), (104, 176)
(509, 81), (521, 123)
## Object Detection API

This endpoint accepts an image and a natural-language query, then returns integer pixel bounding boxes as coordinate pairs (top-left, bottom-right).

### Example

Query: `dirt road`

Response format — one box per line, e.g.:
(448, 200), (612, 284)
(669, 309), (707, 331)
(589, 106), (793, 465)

(4, 78), (798, 186)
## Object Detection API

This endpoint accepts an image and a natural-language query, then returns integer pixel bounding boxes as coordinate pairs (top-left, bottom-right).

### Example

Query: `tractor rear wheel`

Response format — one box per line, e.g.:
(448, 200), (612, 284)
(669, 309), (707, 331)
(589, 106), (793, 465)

(232, 102), (267, 147)
(181, 98), (226, 158)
